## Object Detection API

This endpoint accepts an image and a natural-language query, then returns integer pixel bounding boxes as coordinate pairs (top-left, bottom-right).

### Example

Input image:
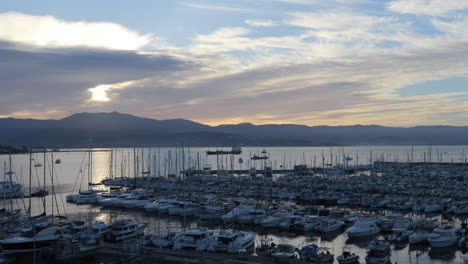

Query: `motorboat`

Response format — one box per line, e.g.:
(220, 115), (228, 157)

(428, 225), (458, 248)
(424, 204), (442, 213)
(105, 219), (146, 242)
(387, 230), (411, 243)
(271, 244), (297, 259)
(299, 244), (334, 263)
(0, 226), (70, 255)
(221, 207), (251, 223)
(99, 193), (131, 207)
(365, 239), (391, 264)
(377, 212), (401, 232)
(260, 211), (289, 228)
(168, 201), (199, 216)
(391, 218), (413, 233)
(75, 221), (109, 245)
(237, 209), (266, 224)
(144, 199), (179, 213)
(346, 219), (381, 238)
(290, 215), (321, 231)
(207, 230), (255, 253)
(337, 251), (360, 264)
(173, 229), (211, 251)
(315, 218), (344, 233)
(409, 230), (430, 244)
(0, 181), (22, 199)
(197, 204), (226, 220)
(151, 232), (179, 248)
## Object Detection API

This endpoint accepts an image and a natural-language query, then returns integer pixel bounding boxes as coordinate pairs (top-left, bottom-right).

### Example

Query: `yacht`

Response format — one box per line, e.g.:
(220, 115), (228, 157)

(337, 251), (360, 264)
(207, 230), (255, 253)
(0, 208), (21, 224)
(105, 219), (146, 242)
(173, 229), (211, 251)
(409, 230), (430, 244)
(377, 212), (402, 232)
(144, 199), (179, 213)
(424, 204), (442, 213)
(197, 204), (226, 220)
(271, 244), (297, 259)
(291, 215), (321, 231)
(73, 221), (109, 245)
(428, 225), (458, 248)
(391, 218), (413, 233)
(221, 207), (251, 223)
(346, 219), (380, 238)
(237, 209), (266, 224)
(168, 201), (200, 216)
(0, 181), (22, 199)
(260, 211), (289, 228)
(151, 232), (179, 248)
(279, 215), (303, 230)
(99, 193), (131, 207)
(120, 195), (152, 209)
(315, 218), (344, 233)
(0, 226), (70, 255)
(73, 190), (100, 205)
(365, 239), (391, 264)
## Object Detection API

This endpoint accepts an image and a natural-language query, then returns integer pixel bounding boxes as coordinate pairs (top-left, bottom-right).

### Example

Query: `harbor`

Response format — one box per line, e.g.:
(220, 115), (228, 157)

(0, 146), (467, 264)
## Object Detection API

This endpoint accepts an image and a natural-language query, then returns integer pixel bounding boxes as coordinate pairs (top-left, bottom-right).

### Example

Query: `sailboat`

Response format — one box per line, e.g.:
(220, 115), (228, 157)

(67, 144), (106, 204)
(1, 155), (23, 199)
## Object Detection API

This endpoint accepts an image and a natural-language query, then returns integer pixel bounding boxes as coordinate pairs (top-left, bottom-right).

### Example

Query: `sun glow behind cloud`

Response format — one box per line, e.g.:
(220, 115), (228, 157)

(88, 80), (139, 102)
(89, 85), (111, 102)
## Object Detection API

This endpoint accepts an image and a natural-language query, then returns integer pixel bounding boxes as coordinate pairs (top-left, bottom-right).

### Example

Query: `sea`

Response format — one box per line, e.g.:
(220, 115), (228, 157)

(1, 145), (468, 263)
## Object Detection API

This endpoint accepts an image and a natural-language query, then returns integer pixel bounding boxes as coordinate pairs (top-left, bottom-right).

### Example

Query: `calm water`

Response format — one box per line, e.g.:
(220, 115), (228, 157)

(1, 146), (468, 263)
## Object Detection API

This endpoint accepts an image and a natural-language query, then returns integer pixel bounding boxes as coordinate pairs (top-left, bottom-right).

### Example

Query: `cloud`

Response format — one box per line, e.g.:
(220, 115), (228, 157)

(0, 12), (151, 50)
(2, 8), (468, 126)
(179, 2), (252, 12)
(245, 19), (278, 27)
(387, 0), (468, 16)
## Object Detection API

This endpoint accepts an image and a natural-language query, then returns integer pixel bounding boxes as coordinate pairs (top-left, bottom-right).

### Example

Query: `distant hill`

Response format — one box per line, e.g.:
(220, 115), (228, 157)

(0, 112), (467, 148)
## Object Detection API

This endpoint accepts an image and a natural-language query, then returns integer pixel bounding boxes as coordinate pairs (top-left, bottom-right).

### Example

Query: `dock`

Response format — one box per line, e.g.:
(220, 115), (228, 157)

(95, 246), (288, 264)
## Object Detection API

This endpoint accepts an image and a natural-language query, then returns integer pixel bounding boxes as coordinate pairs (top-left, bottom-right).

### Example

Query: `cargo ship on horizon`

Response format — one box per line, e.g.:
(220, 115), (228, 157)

(206, 146), (242, 155)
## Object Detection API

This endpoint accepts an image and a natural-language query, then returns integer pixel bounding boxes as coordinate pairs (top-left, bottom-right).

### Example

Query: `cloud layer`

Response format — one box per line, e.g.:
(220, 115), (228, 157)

(1, 3), (468, 126)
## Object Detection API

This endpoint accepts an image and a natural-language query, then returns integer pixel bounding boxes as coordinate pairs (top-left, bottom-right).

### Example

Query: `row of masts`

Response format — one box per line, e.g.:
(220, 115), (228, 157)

(101, 145), (468, 180)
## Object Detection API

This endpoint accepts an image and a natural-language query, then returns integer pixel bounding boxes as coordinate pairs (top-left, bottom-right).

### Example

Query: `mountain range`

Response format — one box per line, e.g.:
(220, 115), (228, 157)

(1, 111), (467, 147)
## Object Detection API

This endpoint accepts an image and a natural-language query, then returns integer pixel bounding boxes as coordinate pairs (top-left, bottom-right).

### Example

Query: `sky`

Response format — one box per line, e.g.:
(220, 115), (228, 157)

(1, 0), (468, 127)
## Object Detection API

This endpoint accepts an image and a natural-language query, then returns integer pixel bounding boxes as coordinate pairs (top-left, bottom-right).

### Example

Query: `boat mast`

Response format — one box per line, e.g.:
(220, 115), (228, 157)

(28, 151), (32, 218)
(2, 161), (5, 204)
(51, 153), (54, 217)
(43, 149), (46, 214)
(8, 154), (13, 211)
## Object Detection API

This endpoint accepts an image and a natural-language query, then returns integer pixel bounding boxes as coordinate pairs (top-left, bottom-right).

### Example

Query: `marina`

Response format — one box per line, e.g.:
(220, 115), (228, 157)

(0, 146), (467, 263)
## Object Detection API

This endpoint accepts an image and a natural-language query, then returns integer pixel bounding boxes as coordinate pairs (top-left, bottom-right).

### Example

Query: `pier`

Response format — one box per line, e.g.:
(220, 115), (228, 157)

(182, 167), (364, 176)
(94, 245), (286, 264)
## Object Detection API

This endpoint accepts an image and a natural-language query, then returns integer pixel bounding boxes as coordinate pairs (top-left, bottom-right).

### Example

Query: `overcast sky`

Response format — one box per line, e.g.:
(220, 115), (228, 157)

(1, 0), (468, 126)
